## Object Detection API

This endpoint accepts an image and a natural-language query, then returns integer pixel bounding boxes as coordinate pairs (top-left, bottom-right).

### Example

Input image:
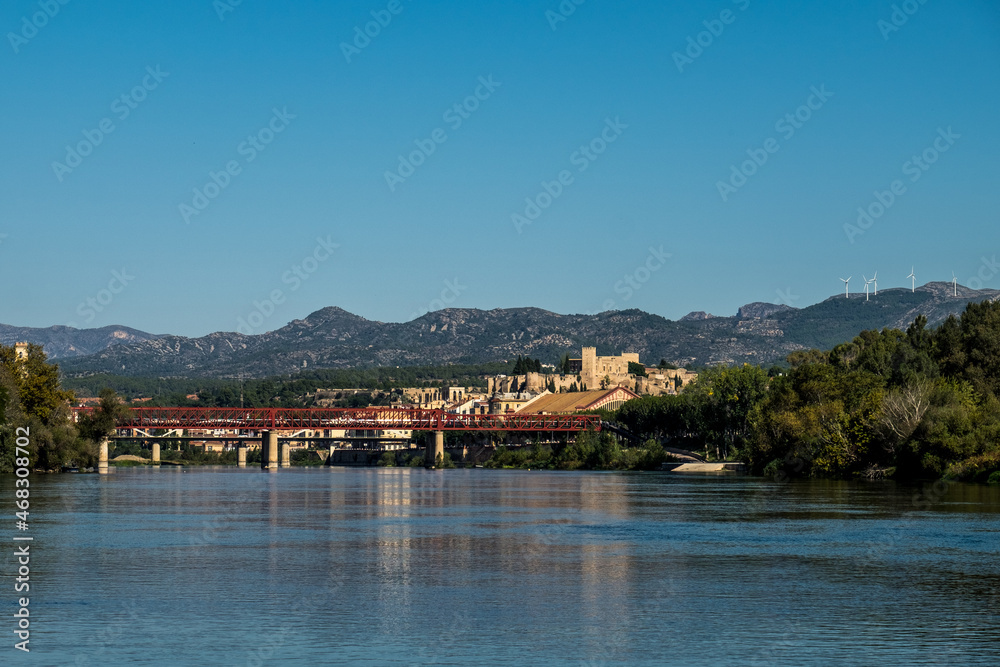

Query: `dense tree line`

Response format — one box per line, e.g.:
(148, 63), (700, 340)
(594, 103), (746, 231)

(484, 432), (669, 471)
(63, 362), (511, 407)
(0, 344), (122, 471)
(613, 301), (1000, 482)
(511, 355), (543, 374)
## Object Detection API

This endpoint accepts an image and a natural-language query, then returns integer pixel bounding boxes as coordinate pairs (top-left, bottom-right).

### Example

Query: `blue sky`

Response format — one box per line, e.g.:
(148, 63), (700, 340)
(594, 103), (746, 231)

(1, 0), (998, 337)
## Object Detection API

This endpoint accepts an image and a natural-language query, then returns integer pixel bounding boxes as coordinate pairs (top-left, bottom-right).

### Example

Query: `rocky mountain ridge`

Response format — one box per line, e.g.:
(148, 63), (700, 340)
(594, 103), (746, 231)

(9, 282), (987, 378)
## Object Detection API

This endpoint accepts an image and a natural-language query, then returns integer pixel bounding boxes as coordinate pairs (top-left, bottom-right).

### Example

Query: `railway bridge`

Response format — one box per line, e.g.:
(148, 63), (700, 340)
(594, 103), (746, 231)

(73, 406), (601, 471)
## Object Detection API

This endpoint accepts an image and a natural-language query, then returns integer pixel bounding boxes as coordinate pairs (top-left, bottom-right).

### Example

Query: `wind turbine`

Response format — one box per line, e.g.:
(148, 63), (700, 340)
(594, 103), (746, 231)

(872, 270), (878, 296)
(863, 274), (872, 301)
(840, 276), (851, 299)
(907, 267), (915, 293)
(952, 272), (958, 297)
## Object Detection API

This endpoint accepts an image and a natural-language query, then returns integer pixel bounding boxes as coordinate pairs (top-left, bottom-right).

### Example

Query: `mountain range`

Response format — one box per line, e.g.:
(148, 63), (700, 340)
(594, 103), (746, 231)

(3, 282), (997, 379)
(0, 324), (161, 359)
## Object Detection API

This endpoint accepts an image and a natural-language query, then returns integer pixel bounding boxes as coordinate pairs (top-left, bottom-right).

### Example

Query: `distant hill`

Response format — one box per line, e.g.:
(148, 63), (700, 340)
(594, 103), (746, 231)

(43, 282), (998, 379)
(0, 324), (161, 359)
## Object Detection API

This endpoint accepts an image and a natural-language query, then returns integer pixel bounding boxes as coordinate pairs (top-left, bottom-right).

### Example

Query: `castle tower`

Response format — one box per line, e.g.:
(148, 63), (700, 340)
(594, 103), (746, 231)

(581, 346), (598, 389)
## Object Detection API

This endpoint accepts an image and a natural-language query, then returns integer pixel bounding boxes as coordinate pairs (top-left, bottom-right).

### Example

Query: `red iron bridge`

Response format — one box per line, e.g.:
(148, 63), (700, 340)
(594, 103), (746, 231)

(72, 406), (602, 433)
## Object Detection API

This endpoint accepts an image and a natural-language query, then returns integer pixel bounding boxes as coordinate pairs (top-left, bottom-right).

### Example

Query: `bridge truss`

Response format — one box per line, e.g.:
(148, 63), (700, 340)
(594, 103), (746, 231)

(72, 407), (601, 433)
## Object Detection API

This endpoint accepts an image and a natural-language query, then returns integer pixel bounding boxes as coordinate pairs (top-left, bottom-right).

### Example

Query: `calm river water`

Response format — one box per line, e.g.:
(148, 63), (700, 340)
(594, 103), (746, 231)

(3, 467), (999, 665)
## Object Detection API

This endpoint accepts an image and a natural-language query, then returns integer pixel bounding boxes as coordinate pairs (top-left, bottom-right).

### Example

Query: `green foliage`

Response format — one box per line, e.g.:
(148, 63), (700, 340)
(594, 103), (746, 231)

(628, 362), (647, 377)
(512, 356), (542, 375)
(745, 301), (1000, 481)
(155, 445), (236, 465)
(603, 300), (1000, 483)
(559, 354), (572, 374)
(0, 343), (88, 470)
(434, 452), (456, 468)
(77, 388), (131, 442)
(0, 343), (75, 424)
(483, 432), (667, 471)
(62, 362), (510, 407)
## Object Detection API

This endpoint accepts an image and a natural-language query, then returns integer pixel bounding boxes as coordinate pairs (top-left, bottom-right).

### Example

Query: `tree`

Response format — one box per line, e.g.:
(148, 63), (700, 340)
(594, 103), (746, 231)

(77, 388), (131, 443)
(0, 364), (23, 473)
(933, 315), (965, 380)
(512, 355), (542, 375)
(0, 343), (74, 424)
(688, 364), (770, 460)
(788, 349), (828, 368)
(628, 361), (647, 377)
(559, 354), (572, 374)
(958, 300), (1000, 399)
(0, 343), (82, 470)
(877, 380), (933, 452)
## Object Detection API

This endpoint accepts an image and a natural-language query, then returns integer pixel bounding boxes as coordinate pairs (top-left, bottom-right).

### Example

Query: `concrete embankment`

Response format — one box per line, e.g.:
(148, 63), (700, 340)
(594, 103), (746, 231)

(663, 462), (747, 473)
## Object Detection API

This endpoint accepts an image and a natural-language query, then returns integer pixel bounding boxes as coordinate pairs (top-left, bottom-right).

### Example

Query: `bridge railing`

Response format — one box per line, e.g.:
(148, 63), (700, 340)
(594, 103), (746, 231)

(71, 406), (601, 432)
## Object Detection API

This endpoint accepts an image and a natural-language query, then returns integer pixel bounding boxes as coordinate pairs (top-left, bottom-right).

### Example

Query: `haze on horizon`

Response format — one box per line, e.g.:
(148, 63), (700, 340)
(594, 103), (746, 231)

(1, 0), (998, 338)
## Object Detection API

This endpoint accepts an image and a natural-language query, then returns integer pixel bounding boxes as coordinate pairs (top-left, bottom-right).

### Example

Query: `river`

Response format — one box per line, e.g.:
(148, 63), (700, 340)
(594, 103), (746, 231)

(3, 467), (999, 665)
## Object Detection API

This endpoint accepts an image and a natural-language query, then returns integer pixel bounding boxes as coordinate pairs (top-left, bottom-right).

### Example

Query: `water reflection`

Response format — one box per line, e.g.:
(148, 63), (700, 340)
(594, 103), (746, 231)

(2, 469), (998, 665)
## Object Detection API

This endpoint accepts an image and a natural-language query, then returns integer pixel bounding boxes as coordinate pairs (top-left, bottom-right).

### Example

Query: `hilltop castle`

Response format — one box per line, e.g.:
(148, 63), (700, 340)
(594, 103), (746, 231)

(488, 346), (696, 397)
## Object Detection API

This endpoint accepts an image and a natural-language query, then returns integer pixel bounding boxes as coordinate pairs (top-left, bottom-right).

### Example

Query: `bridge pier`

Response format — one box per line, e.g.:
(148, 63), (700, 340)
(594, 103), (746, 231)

(98, 437), (109, 474)
(426, 431), (444, 468)
(238, 446), (247, 468)
(327, 445), (336, 466)
(261, 431), (278, 470)
(280, 443), (291, 468)
(152, 442), (160, 464)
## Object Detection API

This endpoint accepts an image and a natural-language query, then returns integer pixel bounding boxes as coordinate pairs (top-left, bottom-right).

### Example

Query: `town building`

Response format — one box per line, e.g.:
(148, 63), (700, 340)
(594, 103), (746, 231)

(488, 347), (698, 398)
(515, 386), (640, 414)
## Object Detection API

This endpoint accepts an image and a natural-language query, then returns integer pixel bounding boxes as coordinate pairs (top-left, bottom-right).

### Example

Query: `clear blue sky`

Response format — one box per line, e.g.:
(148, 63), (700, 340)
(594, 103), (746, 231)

(2, 0), (998, 337)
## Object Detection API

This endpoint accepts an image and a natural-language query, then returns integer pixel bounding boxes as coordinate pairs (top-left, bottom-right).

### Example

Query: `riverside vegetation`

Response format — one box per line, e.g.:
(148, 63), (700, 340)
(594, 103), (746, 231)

(3, 300), (1000, 483)
(611, 301), (1000, 483)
